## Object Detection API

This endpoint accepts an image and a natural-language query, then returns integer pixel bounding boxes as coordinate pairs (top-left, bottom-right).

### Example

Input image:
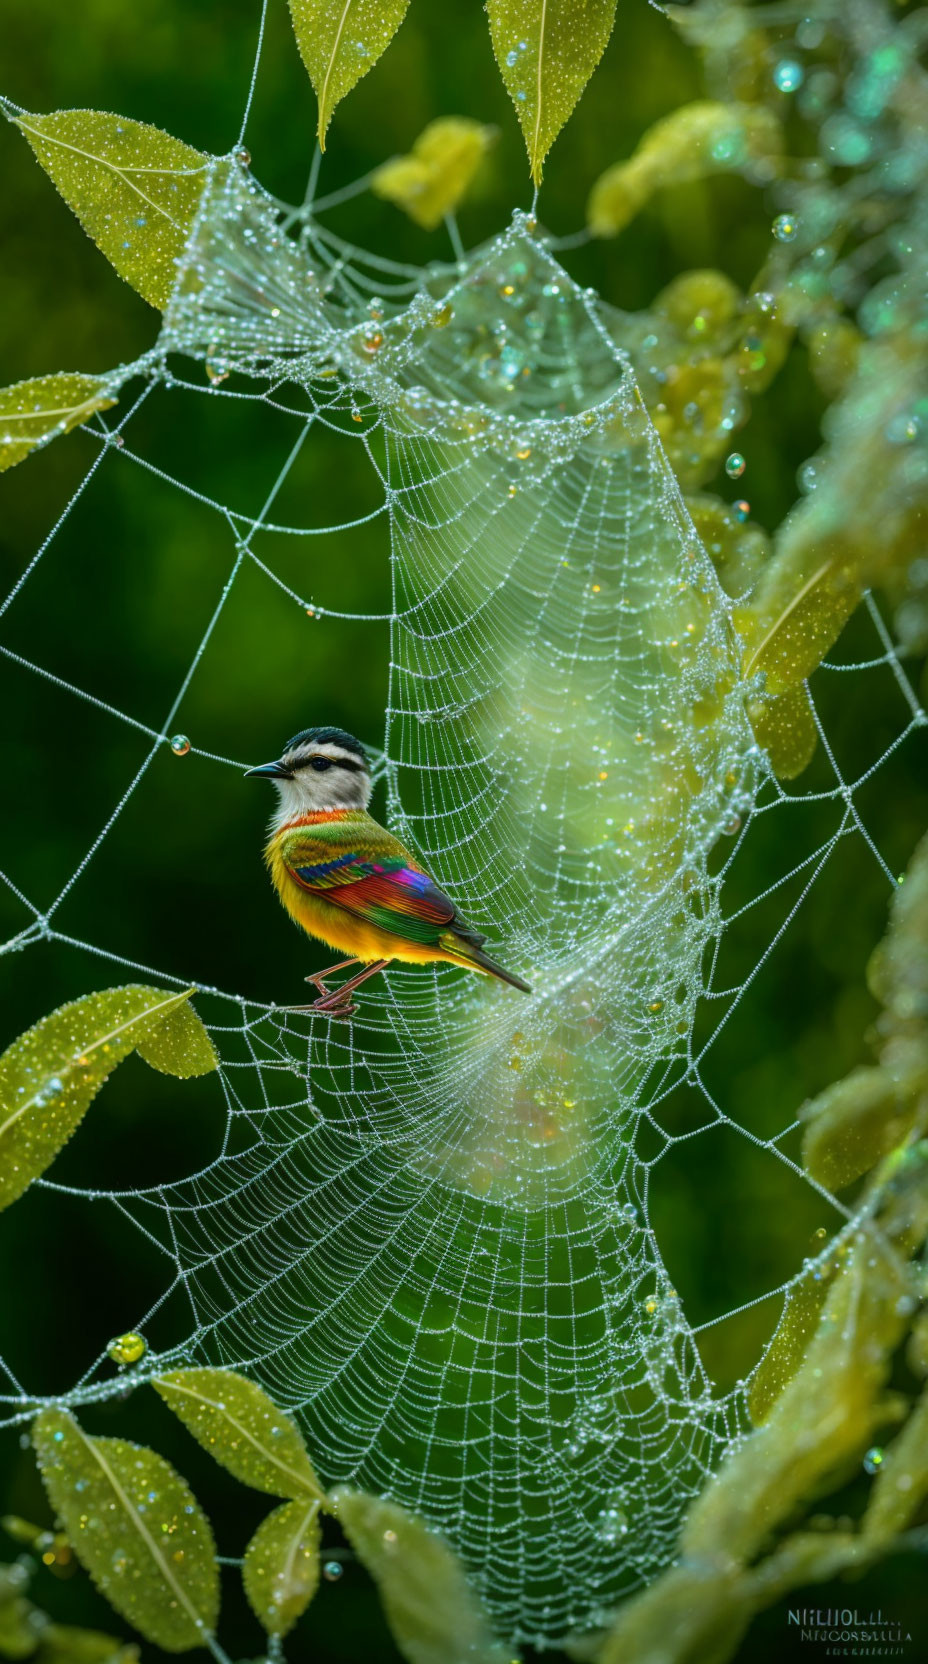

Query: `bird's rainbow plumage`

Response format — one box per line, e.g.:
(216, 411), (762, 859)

(266, 808), (530, 989)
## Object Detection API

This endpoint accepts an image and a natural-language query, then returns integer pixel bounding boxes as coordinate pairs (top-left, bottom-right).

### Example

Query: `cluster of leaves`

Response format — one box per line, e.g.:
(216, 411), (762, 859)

(574, 830), (928, 1664)
(0, 986), (511, 1662)
(23, 1375), (509, 1662)
(0, 1553), (137, 1664)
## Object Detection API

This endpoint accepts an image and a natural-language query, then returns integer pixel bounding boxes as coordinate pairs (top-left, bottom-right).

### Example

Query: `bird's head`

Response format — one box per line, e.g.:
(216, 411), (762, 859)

(245, 727), (372, 817)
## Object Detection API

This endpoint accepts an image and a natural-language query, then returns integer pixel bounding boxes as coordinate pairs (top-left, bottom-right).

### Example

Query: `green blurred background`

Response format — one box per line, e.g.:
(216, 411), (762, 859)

(1, 0), (927, 1658)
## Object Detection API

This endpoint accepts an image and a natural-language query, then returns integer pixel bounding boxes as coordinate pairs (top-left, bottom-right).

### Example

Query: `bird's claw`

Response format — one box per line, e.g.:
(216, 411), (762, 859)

(312, 995), (357, 1021)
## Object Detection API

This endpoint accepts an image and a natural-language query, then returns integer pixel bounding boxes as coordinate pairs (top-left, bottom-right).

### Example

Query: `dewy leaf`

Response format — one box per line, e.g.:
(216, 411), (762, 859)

(747, 1256), (835, 1425)
(134, 1002), (217, 1079)
(242, 1498), (321, 1637)
(863, 1380), (928, 1541)
(32, 1409), (219, 1653)
(0, 986), (199, 1213)
(154, 1368), (326, 1503)
(32, 1621), (140, 1663)
(16, 110), (210, 310)
(487, 0), (618, 185)
(371, 118), (495, 231)
(286, 0), (412, 150)
(0, 372), (119, 473)
(800, 1065), (920, 1193)
(736, 547), (861, 695)
(332, 1490), (508, 1664)
(588, 102), (782, 236)
(747, 683), (818, 781)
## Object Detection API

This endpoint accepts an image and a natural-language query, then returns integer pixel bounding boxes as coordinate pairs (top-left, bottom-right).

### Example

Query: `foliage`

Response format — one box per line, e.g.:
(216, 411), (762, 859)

(587, 831), (928, 1664)
(1, 0), (928, 1659)
(0, 987), (215, 1211)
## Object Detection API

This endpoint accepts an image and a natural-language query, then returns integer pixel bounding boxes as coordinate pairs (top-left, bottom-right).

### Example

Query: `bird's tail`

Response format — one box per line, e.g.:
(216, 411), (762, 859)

(441, 935), (532, 993)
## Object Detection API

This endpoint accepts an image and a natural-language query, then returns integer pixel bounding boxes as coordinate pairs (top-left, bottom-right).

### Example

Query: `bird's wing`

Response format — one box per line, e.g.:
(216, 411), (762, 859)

(280, 828), (484, 951)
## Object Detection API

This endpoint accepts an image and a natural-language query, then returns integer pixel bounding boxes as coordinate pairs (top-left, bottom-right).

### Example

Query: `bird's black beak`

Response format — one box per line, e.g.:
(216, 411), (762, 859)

(244, 760), (293, 779)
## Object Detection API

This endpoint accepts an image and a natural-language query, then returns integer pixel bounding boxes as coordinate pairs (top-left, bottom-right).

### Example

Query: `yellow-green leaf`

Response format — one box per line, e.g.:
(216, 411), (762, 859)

(863, 1380), (928, 1541)
(0, 986), (199, 1213)
(153, 1369), (326, 1502)
(487, 0), (618, 185)
(32, 1409), (219, 1653)
(287, 0), (412, 149)
(736, 544), (861, 695)
(332, 1490), (507, 1664)
(134, 1002), (217, 1079)
(588, 102), (782, 236)
(0, 372), (119, 473)
(0, 1563), (36, 1659)
(371, 118), (495, 231)
(801, 1065), (920, 1192)
(16, 110), (210, 309)
(242, 1499), (321, 1638)
(747, 1257), (835, 1425)
(34, 1623), (140, 1663)
(747, 683), (818, 781)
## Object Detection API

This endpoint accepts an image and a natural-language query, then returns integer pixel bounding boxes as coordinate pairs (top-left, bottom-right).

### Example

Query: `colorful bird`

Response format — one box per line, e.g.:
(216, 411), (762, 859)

(246, 726), (531, 1018)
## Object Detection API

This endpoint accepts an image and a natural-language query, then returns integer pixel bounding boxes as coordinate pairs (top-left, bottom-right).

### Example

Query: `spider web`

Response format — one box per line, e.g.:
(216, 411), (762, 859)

(1, 85), (927, 1656)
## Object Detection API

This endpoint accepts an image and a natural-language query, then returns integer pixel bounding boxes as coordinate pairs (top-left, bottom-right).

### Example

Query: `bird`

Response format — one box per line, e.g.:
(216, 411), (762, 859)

(246, 726), (531, 1018)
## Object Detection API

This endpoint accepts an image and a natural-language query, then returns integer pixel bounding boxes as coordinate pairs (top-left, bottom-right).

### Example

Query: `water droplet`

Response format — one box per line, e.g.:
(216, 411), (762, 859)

(431, 304), (453, 329)
(723, 814), (742, 836)
(773, 212), (799, 243)
(595, 1502), (629, 1544)
(107, 1331), (147, 1366)
(111, 1549), (130, 1576)
(886, 412), (920, 445)
(322, 1560), (344, 1581)
(724, 452), (746, 479)
(362, 330), (384, 354)
(863, 1446), (884, 1475)
(506, 48), (518, 66)
(237, 148), (251, 166)
(773, 59), (804, 93)
(733, 499), (750, 522)
(382, 1528), (399, 1553)
(798, 458), (821, 492)
(170, 735), (191, 757)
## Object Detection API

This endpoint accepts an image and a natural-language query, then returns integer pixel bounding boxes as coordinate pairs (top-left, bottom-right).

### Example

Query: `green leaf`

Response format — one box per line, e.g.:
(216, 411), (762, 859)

(736, 546), (861, 695)
(0, 986), (200, 1213)
(747, 683), (818, 782)
(747, 1256), (835, 1425)
(800, 1065), (920, 1192)
(588, 102), (782, 236)
(0, 1563), (37, 1661)
(32, 1409), (219, 1653)
(863, 1379), (928, 1541)
(134, 1002), (217, 1079)
(16, 110), (210, 309)
(332, 1490), (508, 1664)
(286, 0), (412, 150)
(0, 372), (119, 473)
(36, 1623), (140, 1664)
(242, 1499), (321, 1638)
(153, 1368), (326, 1503)
(371, 118), (495, 231)
(487, 0), (618, 186)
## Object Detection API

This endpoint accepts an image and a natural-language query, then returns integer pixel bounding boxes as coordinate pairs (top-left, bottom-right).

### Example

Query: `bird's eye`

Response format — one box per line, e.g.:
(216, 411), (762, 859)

(309, 757), (333, 772)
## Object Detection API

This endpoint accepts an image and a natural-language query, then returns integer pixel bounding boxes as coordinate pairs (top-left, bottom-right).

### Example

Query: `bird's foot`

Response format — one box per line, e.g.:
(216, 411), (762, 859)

(312, 992), (358, 1021)
(276, 995), (357, 1019)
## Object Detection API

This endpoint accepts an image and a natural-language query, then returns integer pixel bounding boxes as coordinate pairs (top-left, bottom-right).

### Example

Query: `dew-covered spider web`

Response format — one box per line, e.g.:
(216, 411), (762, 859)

(2, 103), (927, 1651)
